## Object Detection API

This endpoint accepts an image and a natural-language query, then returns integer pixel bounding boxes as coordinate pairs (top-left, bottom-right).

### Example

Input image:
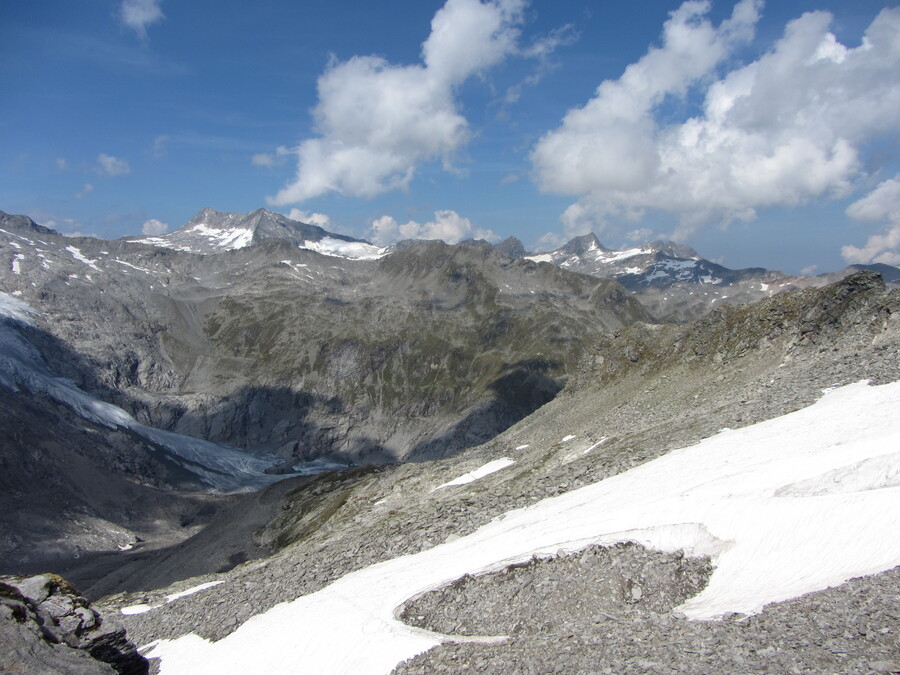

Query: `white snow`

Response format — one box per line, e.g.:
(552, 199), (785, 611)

(186, 223), (253, 251)
(595, 246), (648, 263)
(524, 253), (553, 263)
(114, 259), (153, 273)
(432, 458), (516, 490)
(301, 237), (387, 260)
(515, 444), (529, 450)
(121, 581), (225, 616)
(583, 437), (609, 454)
(136, 236), (197, 253)
(65, 246), (100, 270)
(0, 291), (39, 326)
(135, 222), (256, 251)
(166, 581), (225, 603)
(0, 228), (35, 245)
(151, 381), (900, 675)
(11, 254), (23, 274)
(561, 434), (576, 442)
(121, 604), (156, 616)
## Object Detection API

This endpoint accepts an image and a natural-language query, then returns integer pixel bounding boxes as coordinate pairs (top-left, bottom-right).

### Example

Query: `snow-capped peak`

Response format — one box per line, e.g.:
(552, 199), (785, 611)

(131, 208), (387, 259)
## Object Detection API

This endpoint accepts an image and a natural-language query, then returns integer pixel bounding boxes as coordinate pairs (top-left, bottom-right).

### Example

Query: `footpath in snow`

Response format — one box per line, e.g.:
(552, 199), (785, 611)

(148, 380), (900, 675)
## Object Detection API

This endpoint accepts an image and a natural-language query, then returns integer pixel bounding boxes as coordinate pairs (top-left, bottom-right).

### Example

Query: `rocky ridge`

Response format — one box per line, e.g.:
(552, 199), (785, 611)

(0, 208), (648, 574)
(519, 231), (900, 323)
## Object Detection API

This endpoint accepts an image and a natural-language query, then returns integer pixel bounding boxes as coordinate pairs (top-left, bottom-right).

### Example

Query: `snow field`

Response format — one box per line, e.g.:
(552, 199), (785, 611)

(149, 380), (900, 675)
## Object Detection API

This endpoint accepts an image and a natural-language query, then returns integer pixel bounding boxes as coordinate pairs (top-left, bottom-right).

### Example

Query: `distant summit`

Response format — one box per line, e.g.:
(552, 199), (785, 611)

(526, 233), (807, 321)
(0, 210), (58, 237)
(130, 208), (387, 259)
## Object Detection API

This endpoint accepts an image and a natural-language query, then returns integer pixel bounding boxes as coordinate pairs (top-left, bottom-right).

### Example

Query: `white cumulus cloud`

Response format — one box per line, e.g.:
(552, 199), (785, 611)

(97, 153), (130, 176)
(285, 209), (333, 229)
(120, 0), (165, 40)
(842, 175), (900, 266)
(141, 218), (168, 236)
(369, 210), (498, 245)
(531, 2), (900, 244)
(268, 0), (528, 205)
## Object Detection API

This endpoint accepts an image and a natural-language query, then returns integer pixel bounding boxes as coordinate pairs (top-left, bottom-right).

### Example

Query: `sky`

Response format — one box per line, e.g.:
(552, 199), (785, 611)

(2, 0), (899, 274)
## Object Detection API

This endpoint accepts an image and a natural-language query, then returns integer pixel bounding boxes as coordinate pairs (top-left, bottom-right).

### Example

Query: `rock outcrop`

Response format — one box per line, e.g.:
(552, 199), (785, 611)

(0, 573), (147, 674)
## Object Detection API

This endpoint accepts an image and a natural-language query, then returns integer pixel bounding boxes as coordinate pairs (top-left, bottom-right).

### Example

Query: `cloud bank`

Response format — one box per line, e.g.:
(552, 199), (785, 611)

(269, 0), (527, 205)
(369, 210), (497, 245)
(842, 176), (900, 265)
(531, 1), (900, 243)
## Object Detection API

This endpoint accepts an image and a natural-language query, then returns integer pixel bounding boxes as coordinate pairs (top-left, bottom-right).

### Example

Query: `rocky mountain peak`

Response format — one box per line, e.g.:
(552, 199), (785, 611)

(0, 210), (58, 236)
(559, 232), (607, 256)
(130, 207), (384, 258)
(494, 236), (526, 259)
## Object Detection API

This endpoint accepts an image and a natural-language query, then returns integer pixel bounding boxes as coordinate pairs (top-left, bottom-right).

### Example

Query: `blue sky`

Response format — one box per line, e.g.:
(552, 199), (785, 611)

(2, 0), (899, 274)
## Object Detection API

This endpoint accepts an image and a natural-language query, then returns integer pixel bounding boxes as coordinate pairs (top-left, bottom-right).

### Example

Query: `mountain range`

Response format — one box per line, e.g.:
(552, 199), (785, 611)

(1, 207), (898, 674)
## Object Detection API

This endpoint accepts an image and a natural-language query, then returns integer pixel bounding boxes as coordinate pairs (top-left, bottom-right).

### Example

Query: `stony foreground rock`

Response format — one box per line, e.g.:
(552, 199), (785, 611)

(0, 573), (147, 674)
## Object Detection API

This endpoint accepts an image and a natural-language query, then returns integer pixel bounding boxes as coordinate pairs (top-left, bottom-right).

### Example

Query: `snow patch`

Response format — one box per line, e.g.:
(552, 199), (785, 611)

(596, 246), (648, 263)
(433, 458), (515, 490)
(301, 238), (387, 260)
(11, 254), (23, 274)
(65, 246), (100, 270)
(583, 437), (609, 454)
(166, 581), (225, 603)
(121, 582), (225, 616)
(114, 259), (152, 273)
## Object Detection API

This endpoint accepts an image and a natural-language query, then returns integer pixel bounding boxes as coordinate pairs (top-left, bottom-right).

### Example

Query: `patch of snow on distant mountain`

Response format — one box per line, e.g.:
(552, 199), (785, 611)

(595, 246), (648, 263)
(303, 238), (387, 260)
(188, 223), (254, 250)
(150, 380), (900, 675)
(65, 246), (100, 270)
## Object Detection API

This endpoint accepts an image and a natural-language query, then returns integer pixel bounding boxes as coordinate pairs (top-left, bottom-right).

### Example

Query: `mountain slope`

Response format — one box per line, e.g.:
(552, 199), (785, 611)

(0, 209), (649, 574)
(98, 271), (900, 674)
